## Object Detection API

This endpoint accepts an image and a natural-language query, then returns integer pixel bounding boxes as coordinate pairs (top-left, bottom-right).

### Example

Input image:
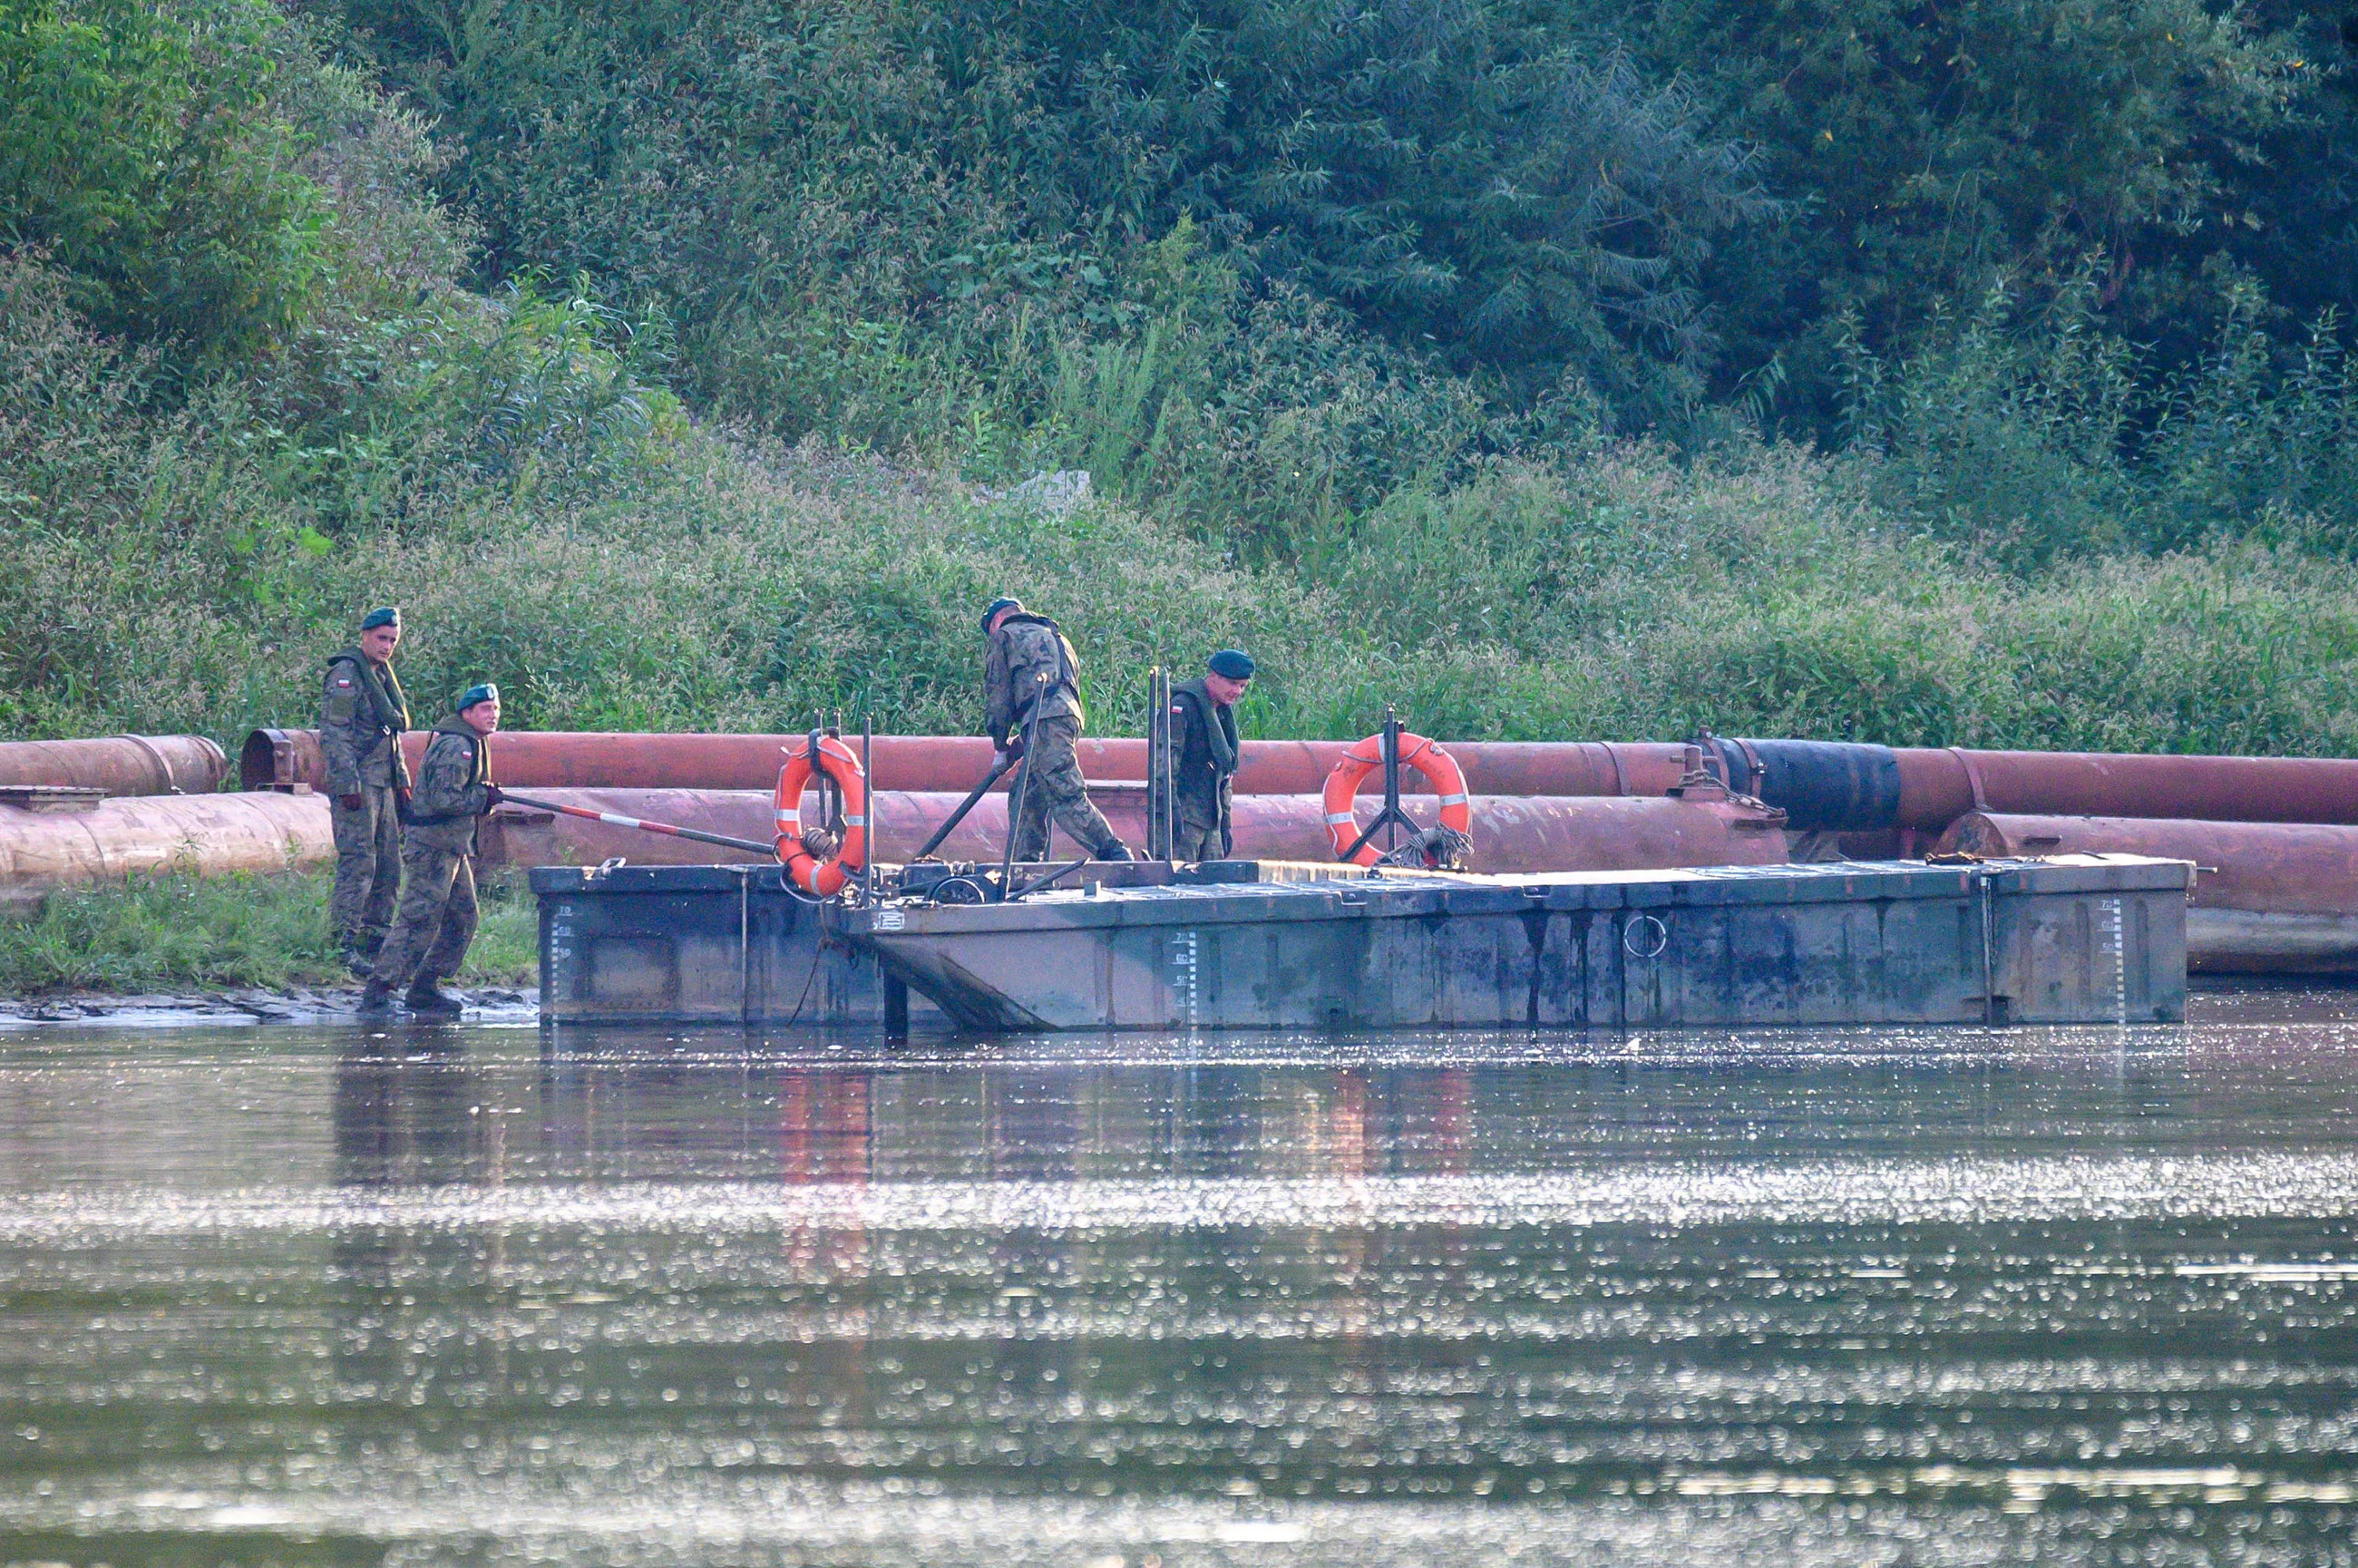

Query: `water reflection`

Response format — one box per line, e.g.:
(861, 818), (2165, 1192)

(0, 998), (2353, 1563)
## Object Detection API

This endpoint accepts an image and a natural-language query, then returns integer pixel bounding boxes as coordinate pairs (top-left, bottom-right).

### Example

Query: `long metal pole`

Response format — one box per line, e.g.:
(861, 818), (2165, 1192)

(861, 714), (874, 904)
(1161, 667), (1176, 861)
(1145, 667), (1160, 861)
(1382, 706), (1401, 856)
(1149, 666), (1169, 861)
(500, 792), (775, 857)
(999, 676), (1048, 893)
(910, 752), (1018, 862)
(1007, 856), (1087, 901)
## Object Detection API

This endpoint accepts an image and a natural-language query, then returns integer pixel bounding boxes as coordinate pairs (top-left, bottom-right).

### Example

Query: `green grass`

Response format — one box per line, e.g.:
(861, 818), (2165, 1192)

(0, 869), (538, 998)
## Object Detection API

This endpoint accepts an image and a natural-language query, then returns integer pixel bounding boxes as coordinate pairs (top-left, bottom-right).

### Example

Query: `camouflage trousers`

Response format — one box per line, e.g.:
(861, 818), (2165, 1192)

(1009, 716), (1124, 862)
(329, 785), (402, 952)
(1173, 815), (1230, 862)
(371, 844), (479, 991)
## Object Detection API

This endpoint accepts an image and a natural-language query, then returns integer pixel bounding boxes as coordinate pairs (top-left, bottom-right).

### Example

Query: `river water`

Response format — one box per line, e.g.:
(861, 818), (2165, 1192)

(1, 993), (2355, 1565)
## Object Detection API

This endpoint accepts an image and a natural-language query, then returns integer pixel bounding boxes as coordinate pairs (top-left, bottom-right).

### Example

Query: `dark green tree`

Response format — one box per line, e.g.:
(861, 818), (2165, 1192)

(314, 0), (1769, 429)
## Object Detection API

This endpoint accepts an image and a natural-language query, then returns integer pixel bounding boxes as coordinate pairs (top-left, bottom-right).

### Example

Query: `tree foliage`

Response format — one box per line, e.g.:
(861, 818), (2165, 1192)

(314, 0), (2358, 439)
(322, 0), (1769, 429)
(0, 0), (324, 365)
(1586, 0), (2340, 418)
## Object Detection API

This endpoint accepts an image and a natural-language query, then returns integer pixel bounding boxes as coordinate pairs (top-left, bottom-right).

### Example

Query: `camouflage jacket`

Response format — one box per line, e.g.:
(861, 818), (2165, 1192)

(319, 649), (411, 795)
(1171, 676), (1239, 826)
(404, 718), (493, 854)
(984, 612), (1083, 745)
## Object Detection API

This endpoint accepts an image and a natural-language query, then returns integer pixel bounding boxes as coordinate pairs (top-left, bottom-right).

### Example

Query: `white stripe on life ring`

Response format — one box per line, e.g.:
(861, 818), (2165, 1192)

(1439, 793), (1469, 806)
(1325, 812), (1357, 826)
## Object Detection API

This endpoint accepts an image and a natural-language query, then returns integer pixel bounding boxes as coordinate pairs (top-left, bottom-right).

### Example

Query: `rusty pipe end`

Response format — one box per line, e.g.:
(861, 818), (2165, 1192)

(239, 729), (295, 791)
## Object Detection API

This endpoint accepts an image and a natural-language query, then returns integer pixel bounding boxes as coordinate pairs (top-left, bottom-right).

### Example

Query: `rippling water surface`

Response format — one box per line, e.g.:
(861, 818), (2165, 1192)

(3, 993), (2357, 1565)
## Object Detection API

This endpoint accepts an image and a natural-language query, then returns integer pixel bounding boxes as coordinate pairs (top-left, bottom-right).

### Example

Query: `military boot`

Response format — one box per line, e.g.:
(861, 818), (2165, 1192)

(1097, 841), (1135, 862)
(341, 943), (374, 979)
(356, 980), (395, 1014)
(404, 980), (465, 1018)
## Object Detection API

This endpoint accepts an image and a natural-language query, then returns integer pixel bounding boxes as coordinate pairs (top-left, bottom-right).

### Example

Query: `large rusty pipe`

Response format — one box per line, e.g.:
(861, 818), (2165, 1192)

(1895, 749), (2358, 830)
(242, 728), (1692, 799)
(477, 787), (1788, 875)
(0, 735), (227, 796)
(0, 792), (334, 910)
(240, 726), (2358, 826)
(1936, 812), (2358, 973)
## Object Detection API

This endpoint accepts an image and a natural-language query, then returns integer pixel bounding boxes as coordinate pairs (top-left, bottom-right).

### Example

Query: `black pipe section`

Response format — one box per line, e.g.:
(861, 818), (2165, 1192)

(1704, 739), (1905, 833)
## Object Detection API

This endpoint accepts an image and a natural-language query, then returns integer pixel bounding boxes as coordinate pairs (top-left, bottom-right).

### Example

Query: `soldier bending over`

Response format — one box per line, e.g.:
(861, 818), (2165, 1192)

(980, 596), (1133, 862)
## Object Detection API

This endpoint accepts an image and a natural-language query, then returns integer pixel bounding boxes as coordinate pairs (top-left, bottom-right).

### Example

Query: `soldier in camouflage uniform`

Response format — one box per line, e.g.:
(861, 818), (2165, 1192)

(981, 597), (1132, 863)
(1169, 648), (1254, 861)
(321, 608), (412, 972)
(359, 685), (505, 1017)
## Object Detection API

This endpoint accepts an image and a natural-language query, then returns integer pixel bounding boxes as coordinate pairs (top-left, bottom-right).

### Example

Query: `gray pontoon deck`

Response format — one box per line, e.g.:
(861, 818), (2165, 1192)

(537, 856), (2188, 1031)
(849, 857), (2187, 1031)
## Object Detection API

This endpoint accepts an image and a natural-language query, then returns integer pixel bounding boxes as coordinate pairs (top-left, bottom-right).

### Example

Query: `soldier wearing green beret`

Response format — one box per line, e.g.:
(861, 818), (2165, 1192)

(1169, 649), (1254, 861)
(320, 607), (411, 973)
(359, 684), (505, 1017)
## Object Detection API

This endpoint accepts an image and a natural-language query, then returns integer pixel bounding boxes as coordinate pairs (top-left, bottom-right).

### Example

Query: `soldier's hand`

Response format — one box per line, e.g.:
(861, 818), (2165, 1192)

(338, 794), (365, 811)
(481, 784), (505, 810)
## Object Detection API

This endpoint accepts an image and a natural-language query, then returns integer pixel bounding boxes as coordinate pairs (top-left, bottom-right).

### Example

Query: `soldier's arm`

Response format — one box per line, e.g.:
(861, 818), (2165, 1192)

(318, 664), (364, 796)
(412, 735), (489, 821)
(983, 636), (1014, 745)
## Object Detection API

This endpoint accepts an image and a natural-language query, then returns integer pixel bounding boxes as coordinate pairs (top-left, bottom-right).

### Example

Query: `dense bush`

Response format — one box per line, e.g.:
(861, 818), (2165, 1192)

(1589, 0), (2334, 417)
(329, 0), (1769, 430)
(0, 0), (324, 365)
(325, 0), (2356, 434)
(1840, 274), (2358, 565)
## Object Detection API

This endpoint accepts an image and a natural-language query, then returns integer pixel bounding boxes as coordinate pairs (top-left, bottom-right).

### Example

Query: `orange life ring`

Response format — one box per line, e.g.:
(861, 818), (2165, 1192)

(1321, 730), (1471, 865)
(774, 735), (868, 895)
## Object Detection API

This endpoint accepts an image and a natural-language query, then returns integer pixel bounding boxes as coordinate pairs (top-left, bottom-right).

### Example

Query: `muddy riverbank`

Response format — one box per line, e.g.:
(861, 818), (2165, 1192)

(0, 986), (538, 1027)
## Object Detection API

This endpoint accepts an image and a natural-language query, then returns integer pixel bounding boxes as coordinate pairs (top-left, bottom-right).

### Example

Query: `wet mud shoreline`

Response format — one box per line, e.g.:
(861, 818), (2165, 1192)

(0, 986), (538, 1027)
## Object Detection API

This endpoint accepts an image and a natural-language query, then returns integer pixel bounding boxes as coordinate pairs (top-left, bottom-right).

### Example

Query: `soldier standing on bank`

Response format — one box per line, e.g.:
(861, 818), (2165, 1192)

(359, 684), (504, 1017)
(1170, 648), (1254, 861)
(981, 597), (1134, 862)
(321, 607), (411, 975)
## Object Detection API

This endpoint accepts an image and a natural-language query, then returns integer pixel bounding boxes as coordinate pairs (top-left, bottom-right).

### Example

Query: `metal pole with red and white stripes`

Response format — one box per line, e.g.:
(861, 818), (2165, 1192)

(498, 793), (775, 859)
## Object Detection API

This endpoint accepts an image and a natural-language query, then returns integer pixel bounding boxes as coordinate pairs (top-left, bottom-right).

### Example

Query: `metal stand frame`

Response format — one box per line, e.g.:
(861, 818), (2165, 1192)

(1340, 706), (1418, 863)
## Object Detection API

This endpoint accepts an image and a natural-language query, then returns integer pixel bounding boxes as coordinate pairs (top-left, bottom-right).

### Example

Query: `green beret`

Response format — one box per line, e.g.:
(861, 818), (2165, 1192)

(980, 596), (1023, 631)
(456, 683), (499, 712)
(1207, 648), (1256, 680)
(360, 607), (401, 631)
